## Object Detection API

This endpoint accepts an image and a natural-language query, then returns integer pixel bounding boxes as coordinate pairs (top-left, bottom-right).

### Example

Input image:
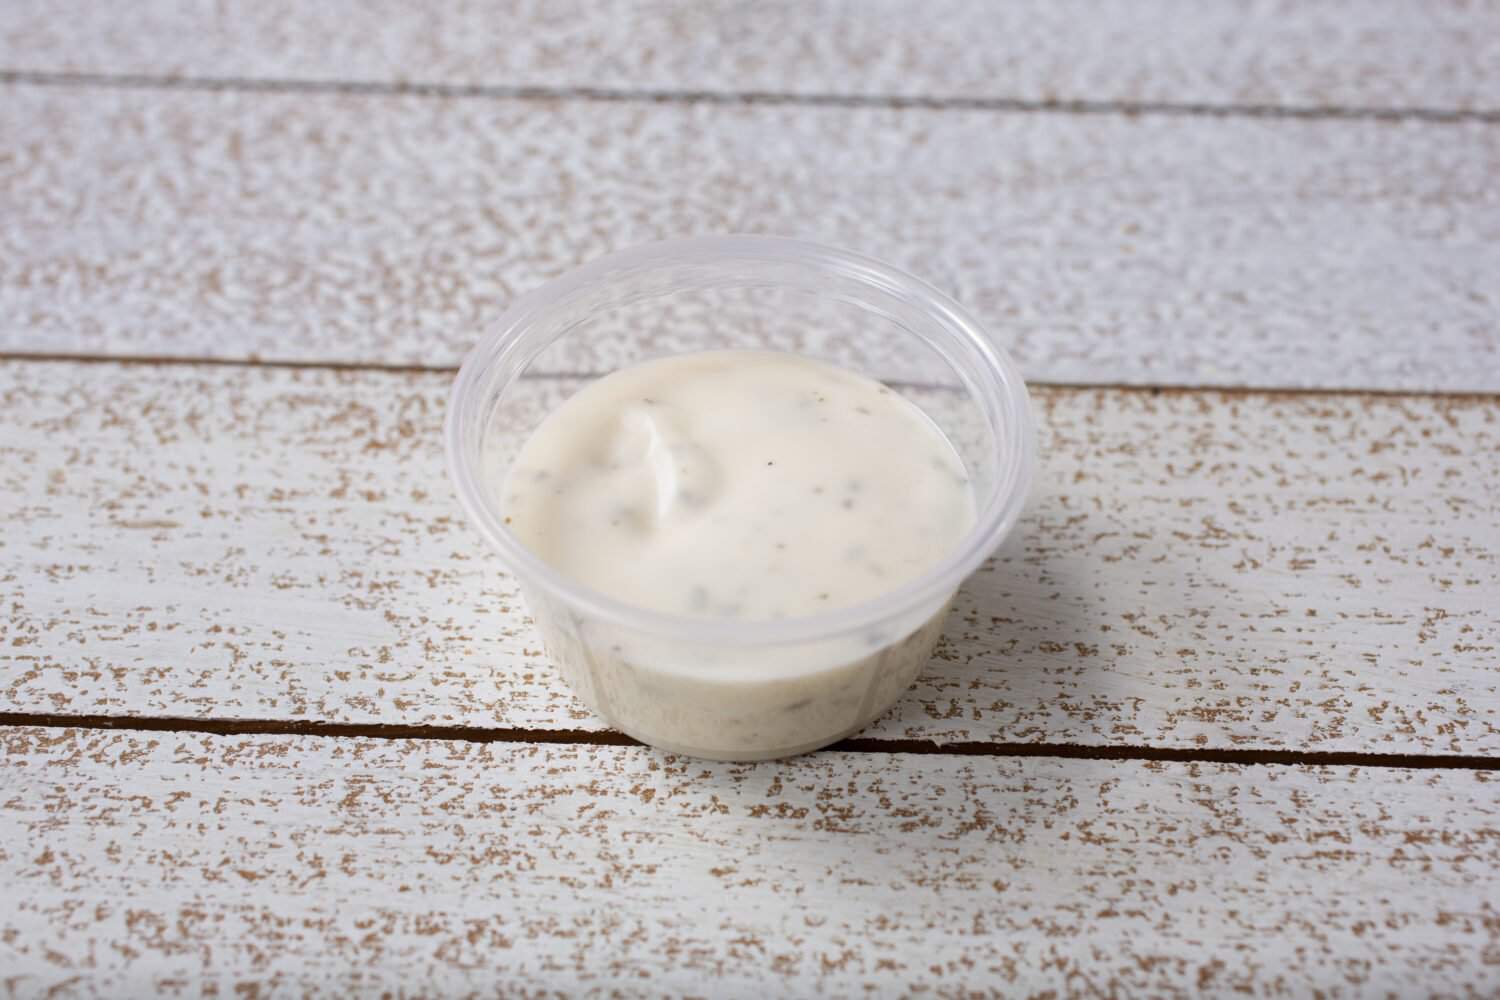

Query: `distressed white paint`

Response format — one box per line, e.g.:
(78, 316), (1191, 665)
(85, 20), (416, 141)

(1, 8), (1496, 996)
(3, 361), (1496, 753)
(2, 727), (1496, 997)
(1, 87), (1497, 389)
(3, 0), (1499, 111)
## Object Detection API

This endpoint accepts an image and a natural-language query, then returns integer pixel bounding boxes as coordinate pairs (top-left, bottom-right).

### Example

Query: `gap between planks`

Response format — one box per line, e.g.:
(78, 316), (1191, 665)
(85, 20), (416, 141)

(0, 712), (1494, 771)
(4, 349), (1500, 404)
(3, 68), (1499, 125)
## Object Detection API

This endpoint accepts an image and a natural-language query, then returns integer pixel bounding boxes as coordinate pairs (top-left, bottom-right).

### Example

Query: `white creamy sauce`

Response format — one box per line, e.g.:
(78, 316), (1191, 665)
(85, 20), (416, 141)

(496, 349), (978, 760)
(503, 350), (976, 620)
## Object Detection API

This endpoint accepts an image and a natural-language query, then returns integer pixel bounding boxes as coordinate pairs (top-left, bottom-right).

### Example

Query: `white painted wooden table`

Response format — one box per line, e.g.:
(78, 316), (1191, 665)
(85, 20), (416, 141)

(2, 4), (1498, 996)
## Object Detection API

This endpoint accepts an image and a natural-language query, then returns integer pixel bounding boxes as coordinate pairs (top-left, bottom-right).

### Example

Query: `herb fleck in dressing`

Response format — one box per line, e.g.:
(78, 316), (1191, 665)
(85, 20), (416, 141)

(502, 351), (976, 621)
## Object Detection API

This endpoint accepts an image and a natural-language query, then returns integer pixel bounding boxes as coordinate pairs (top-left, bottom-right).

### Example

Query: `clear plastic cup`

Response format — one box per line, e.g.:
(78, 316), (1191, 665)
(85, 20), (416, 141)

(446, 236), (1034, 760)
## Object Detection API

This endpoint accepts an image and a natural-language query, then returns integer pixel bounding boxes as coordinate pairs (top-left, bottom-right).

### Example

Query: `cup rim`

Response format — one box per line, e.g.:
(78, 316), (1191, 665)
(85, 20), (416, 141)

(445, 235), (1035, 646)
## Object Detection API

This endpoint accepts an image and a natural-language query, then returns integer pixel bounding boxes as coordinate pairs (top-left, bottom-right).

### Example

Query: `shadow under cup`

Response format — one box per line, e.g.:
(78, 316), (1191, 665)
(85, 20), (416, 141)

(446, 236), (1035, 760)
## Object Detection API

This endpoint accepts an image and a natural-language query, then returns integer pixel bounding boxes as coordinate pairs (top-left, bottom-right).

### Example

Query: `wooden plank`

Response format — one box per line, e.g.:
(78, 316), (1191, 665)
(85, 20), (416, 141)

(2, 88), (1497, 392)
(2, 726), (1496, 996)
(4, 360), (1497, 754)
(3, 1), (1499, 111)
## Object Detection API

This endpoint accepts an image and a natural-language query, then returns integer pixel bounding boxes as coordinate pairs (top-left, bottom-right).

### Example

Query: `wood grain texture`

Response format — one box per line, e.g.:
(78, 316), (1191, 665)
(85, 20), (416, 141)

(3, 727), (1497, 997)
(4, 360), (1497, 753)
(2, 86), (1498, 391)
(3, 0), (1499, 112)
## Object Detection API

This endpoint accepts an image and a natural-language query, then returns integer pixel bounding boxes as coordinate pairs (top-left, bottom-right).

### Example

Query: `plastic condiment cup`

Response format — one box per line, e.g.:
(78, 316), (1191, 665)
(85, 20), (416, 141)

(446, 236), (1034, 760)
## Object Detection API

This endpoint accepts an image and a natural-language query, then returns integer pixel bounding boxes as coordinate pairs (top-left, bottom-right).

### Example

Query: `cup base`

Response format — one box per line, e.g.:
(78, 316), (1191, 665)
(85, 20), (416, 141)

(614, 710), (889, 762)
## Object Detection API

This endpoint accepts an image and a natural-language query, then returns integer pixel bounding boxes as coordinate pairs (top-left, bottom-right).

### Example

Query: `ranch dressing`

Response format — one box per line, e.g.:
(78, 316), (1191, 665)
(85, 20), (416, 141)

(498, 350), (977, 758)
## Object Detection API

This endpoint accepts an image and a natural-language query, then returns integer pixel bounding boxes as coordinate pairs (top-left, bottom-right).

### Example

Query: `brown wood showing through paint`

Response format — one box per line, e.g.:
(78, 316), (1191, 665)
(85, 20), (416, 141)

(2, 726), (1497, 997)
(1, 84), (1496, 390)
(4, 0), (1500, 112)
(2, 361), (1496, 754)
(1, 3), (1498, 994)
